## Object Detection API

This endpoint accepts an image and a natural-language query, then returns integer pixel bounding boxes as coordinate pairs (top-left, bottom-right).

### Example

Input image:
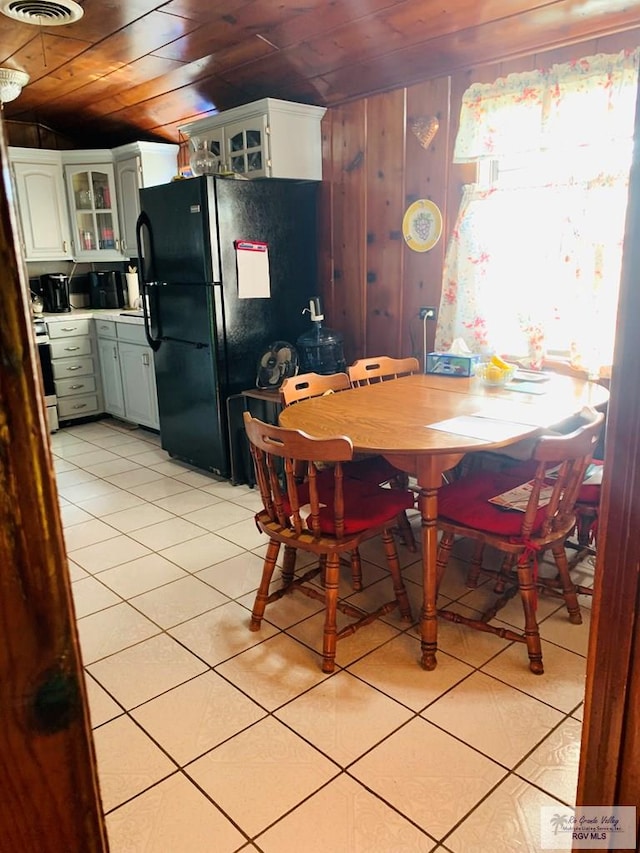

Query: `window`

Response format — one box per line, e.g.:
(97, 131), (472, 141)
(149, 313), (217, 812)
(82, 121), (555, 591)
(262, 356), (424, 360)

(436, 49), (639, 373)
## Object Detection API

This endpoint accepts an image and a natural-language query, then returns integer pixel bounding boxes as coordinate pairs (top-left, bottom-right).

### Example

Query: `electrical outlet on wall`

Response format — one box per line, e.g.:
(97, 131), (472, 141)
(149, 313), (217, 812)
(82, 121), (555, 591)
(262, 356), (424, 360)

(419, 306), (437, 320)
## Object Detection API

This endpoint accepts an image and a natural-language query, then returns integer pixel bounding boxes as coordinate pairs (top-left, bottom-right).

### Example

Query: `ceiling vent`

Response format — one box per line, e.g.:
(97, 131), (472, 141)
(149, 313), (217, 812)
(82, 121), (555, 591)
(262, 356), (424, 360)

(0, 0), (84, 25)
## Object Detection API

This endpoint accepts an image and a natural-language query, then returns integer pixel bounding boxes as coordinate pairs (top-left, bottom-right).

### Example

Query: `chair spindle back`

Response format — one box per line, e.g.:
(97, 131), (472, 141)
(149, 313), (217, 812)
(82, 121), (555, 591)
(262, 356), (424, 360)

(281, 372), (351, 406)
(520, 409), (604, 540)
(244, 412), (352, 540)
(348, 356), (420, 387)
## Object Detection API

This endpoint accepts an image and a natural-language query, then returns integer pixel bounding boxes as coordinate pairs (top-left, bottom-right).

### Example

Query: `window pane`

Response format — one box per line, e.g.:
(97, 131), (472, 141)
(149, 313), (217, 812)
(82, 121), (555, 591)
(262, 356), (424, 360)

(229, 131), (244, 152)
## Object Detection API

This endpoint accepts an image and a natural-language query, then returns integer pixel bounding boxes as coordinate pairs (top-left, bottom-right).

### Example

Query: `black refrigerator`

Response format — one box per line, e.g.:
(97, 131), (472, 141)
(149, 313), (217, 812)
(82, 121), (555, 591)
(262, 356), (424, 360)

(136, 175), (318, 477)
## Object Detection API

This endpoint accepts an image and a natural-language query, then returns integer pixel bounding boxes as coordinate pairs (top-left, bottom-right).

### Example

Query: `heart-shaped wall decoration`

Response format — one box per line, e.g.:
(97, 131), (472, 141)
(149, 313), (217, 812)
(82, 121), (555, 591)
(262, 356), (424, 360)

(409, 115), (439, 149)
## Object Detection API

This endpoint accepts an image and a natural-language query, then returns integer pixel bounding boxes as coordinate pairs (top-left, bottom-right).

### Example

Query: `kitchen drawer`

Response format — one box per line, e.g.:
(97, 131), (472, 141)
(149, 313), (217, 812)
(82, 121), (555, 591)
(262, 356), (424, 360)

(95, 319), (117, 339)
(50, 336), (92, 359)
(47, 318), (91, 339)
(55, 375), (97, 398)
(52, 355), (94, 379)
(57, 394), (100, 419)
(117, 322), (147, 345)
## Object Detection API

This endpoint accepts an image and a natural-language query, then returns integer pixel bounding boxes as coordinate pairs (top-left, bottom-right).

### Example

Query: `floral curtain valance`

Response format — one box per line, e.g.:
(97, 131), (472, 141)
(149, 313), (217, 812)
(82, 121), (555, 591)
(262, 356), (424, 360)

(453, 48), (640, 162)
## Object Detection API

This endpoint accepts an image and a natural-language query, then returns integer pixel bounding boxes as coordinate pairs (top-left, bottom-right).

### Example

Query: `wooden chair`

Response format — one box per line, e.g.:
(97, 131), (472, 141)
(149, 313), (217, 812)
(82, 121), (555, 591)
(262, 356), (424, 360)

(281, 371), (417, 588)
(281, 372), (363, 589)
(280, 371), (351, 405)
(347, 356), (419, 553)
(243, 412), (413, 672)
(559, 461), (601, 580)
(347, 356), (420, 388)
(434, 408), (604, 674)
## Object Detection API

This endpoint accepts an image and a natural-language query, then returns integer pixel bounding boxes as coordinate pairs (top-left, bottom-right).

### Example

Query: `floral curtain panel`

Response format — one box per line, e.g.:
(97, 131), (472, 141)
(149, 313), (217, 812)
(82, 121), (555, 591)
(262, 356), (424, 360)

(437, 49), (639, 372)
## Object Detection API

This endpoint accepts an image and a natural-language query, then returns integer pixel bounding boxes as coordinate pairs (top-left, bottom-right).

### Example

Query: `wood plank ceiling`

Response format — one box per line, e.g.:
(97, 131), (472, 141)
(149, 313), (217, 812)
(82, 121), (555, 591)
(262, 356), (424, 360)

(2, 0), (640, 148)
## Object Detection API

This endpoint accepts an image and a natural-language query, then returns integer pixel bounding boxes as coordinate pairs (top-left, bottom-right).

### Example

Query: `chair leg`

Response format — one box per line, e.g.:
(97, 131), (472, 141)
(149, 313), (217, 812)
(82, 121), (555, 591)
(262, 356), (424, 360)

(396, 511), (417, 552)
(576, 506), (598, 548)
(282, 545), (297, 585)
(321, 553), (340, 673)
(350, 547), (363, 591)
(436, 531), (455, 590)
(317, 553), (329, 588)
(466, 541), (485, 588)
(516, 555), (544, 675)
(380, 529), (413, 622)
(250, 539), (281, 631)
(550, 542), (583, 625)
(386, 473), (417, 553)
(494, 553), (516, 594)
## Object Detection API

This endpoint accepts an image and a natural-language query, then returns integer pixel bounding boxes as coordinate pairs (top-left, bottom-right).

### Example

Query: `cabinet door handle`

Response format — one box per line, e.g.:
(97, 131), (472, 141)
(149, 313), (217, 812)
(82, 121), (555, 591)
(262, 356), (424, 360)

(66, 365), (82, 372)
(69, 384), (85, 390)
(142, 353), (150, 366)
(63, 241), (68, 253)
(115, 238), (120, 250)
(61, 327), (77, 332)
(113, 346), (118, 360)
(64, 345), (81, 351)
(72, 403), (88, 410)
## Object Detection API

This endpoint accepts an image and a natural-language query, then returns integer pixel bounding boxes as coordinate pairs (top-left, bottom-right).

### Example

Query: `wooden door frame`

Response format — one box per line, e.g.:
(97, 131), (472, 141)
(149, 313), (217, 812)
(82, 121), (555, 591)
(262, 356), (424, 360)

(0, 122), (108, 849)
(575, 84), (640, 832)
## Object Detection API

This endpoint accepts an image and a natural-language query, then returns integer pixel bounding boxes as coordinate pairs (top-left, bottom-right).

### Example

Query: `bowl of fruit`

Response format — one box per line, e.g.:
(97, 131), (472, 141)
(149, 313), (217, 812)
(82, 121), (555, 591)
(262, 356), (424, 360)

(476, 356), (517, 387)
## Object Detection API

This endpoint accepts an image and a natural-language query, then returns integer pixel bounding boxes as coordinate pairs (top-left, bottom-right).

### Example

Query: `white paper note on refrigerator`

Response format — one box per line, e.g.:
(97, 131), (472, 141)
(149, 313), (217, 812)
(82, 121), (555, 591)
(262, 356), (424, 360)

(235, 240), (270, 298)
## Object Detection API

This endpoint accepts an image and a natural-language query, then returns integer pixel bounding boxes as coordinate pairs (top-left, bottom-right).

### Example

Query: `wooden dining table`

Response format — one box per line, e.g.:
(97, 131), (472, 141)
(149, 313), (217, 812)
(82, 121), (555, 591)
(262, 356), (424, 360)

(278, 371), (609, 671)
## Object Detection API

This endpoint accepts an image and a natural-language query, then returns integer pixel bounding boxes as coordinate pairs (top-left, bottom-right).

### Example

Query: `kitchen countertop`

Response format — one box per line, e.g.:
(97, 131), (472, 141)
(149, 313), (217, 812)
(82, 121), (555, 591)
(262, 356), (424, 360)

(41, 308), (145, 325)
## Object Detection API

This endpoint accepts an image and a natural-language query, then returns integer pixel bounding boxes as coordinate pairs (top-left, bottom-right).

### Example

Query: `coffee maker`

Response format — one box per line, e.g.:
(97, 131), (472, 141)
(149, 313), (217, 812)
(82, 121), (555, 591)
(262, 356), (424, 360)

(40, 274), (71, 313)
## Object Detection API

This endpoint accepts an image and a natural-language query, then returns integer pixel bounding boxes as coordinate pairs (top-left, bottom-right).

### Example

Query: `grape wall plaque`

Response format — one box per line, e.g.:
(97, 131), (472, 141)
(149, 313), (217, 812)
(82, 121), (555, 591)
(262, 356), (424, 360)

(402, 199), (443, 252)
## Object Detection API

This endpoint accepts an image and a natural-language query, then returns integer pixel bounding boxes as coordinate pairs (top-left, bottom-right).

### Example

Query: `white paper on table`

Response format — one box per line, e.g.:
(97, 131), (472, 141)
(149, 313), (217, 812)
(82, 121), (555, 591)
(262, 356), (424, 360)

(504, 381), (548, 395)
(426, 416), (535, 442)
(235, 240), (270, 299)
(470, 402), (543, 426)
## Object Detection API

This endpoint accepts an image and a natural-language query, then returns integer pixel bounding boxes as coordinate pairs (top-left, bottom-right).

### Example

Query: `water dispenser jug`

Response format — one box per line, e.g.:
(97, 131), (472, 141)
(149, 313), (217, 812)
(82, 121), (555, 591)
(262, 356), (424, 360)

(296, 297), (346, 376)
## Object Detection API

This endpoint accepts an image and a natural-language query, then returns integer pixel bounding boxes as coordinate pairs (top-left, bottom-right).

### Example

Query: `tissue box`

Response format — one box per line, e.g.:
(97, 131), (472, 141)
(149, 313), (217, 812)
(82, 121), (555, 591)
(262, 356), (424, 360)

(426, 352), (481, 377)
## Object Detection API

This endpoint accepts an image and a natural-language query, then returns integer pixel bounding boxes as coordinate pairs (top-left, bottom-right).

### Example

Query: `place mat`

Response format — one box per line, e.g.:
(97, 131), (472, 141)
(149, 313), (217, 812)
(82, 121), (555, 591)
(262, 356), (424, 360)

(504, 382), (548, 395)
(426, 416), (534, 442)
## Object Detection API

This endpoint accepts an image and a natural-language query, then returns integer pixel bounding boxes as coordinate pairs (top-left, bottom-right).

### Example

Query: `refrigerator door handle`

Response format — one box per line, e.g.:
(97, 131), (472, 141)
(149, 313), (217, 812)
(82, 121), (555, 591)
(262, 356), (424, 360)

(136, 211), (162, 352)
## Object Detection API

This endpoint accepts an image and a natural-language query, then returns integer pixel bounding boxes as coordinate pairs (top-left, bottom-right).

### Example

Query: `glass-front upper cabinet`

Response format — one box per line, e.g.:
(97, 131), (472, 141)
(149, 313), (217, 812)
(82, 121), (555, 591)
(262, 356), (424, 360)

(224, 117), (269, 176)
(180, 98), (326, 181)
(65, 163), (122, 260)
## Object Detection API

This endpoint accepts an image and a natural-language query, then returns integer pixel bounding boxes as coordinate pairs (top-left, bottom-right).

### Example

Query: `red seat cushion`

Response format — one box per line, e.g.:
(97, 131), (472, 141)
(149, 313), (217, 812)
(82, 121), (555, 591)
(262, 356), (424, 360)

(437, 470), (549, 537)
(285, 478), (414, 536)
(577, 461), (603, 504)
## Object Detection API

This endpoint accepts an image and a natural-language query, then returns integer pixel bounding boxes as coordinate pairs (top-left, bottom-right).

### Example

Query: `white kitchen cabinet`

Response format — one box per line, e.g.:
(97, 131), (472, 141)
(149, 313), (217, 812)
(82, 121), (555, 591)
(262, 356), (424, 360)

(47, 317), (102, 421)
(63, 150), (123, 261)
(96, 332), (125, 418)
(180, 98), (326, 180)
(119, 341), (159, 430)
(96, 318), (159, 430)
(9, 148), (73, 261)
(113, 142), (178, 257)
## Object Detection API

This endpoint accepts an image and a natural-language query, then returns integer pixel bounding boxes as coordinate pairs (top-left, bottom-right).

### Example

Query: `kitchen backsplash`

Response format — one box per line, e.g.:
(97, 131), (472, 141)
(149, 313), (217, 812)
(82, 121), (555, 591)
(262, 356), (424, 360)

(27, 258), (137, 308)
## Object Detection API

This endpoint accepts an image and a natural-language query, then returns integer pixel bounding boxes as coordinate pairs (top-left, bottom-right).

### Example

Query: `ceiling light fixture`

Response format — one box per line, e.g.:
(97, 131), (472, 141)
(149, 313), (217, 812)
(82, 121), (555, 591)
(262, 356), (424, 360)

(0, 0), (84, 26)
(0, 68), (29, 104)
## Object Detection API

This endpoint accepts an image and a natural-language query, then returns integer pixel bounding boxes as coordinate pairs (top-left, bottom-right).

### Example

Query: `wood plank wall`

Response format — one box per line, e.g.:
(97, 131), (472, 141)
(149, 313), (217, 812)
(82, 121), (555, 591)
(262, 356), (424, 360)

(320, 27), (640, 367)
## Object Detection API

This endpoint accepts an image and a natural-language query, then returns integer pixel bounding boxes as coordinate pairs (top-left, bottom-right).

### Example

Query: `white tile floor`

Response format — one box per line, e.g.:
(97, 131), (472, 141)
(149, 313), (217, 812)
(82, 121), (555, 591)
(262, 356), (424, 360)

(53, 418), (594, 853)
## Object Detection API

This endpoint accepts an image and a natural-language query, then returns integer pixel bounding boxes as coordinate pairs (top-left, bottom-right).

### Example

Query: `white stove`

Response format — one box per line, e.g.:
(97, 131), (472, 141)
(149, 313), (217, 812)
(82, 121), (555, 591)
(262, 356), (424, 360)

(33, 316), (48, 342)
(33, 317), (59, 432)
